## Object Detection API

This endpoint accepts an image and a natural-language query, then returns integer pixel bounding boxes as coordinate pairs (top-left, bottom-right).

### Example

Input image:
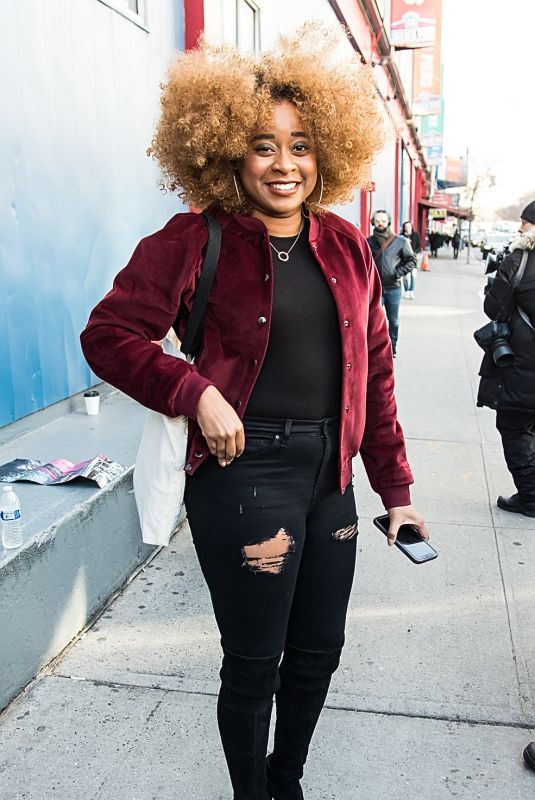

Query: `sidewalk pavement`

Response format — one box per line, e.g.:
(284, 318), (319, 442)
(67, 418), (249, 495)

(1, 251), (534, 799)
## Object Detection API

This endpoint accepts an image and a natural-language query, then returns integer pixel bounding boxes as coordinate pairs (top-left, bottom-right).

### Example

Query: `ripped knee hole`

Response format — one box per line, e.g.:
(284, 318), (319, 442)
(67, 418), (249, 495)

(242, 528), (295, 575)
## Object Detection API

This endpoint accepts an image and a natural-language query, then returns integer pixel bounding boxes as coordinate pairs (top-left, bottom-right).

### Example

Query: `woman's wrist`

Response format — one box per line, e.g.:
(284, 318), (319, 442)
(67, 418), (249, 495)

(381, 485), (411, 509)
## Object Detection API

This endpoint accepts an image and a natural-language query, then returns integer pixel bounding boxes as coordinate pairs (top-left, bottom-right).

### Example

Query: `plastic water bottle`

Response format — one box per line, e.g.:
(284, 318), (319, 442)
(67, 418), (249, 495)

(1, 485), (23, 549)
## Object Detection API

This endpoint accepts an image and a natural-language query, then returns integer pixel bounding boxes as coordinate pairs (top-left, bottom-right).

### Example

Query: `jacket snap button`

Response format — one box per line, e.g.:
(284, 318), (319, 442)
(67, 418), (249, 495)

(194, 451), (203, 458)
(258, 316), (267, 325)
(344, 319), (350, 327)
(331, 277), (337, 284)
(264, 274), (270, 282)
(235, 400), (242, 408)
(346, 363), (352, 369)
(185, 464), (192, 471)
(252, 359), (258, 367)
(344, 405), (350, 412)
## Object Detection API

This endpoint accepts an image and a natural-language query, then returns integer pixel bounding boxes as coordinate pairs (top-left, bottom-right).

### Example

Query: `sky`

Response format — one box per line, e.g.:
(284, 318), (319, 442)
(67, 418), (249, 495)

(441, 0), (535, 213)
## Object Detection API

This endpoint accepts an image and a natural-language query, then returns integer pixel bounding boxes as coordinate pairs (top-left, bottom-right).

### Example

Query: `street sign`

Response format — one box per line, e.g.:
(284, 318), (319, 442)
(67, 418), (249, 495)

(430, 191), (449, 207)
(444, 156), (468, 187)
(391, 0), (440, 48)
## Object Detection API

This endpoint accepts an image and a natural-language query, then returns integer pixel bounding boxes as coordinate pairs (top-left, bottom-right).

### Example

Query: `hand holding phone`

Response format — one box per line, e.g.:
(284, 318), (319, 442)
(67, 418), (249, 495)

(373, 514), (438, 564)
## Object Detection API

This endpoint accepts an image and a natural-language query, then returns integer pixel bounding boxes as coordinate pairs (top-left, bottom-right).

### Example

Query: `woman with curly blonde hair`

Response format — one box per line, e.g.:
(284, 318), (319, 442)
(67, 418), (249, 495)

(81, 23), (428, 799)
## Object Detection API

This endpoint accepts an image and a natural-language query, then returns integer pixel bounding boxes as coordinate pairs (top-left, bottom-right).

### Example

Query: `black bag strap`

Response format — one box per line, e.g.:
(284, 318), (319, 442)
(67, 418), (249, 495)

(379, 233), (397, 253)
(518, 305), (535, 332)
(511, 250), (529, 289)
(180, 213), (221, 358)
(513, 251), (534, 331)
(489, 250), (529, 321)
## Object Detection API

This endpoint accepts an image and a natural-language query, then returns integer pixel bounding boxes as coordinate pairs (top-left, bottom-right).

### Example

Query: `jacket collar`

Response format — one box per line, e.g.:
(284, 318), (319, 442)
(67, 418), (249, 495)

(208, 206), (322, 246)
(510, 227), (535, 252)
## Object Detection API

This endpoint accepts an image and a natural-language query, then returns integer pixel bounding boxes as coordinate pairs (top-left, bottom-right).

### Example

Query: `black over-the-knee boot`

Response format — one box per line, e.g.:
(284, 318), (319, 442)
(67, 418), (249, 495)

(217, 647), (281, 800)
(496, 409), (535, 504)
(267, 644), (342, 800)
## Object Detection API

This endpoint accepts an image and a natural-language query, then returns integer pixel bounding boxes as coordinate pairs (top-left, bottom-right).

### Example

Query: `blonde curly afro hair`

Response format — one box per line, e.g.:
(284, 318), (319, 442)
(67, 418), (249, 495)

(148, 22), (388, 213)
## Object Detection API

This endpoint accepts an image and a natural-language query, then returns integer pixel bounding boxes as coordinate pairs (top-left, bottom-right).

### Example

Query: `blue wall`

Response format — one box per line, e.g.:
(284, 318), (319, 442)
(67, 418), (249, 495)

(0, 0), (185, 426)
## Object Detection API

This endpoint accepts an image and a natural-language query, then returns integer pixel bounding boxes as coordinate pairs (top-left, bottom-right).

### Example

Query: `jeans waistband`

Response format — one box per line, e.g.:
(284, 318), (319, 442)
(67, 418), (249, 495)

(243, 415), (339, 437)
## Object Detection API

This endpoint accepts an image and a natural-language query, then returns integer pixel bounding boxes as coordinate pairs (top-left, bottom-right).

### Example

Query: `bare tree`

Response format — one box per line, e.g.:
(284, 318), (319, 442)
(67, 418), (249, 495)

(462, 171), (496, 263)
(496, 190), (535, 221)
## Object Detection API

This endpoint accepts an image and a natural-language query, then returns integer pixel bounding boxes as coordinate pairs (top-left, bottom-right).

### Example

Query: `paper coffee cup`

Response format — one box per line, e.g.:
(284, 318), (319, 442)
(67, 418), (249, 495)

(83, 390), (100, 415)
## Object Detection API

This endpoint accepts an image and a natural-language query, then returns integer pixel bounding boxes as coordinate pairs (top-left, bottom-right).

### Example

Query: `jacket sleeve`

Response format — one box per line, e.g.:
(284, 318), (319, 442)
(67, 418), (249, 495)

(80, 218), (214, 420)
(483, 251), (519, 322)
(395, 238), (417, 276)
(359, 249), (414, 508)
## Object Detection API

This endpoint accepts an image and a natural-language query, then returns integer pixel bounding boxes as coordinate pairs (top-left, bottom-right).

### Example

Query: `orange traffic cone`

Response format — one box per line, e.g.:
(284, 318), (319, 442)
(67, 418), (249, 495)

(420, 251), (430, 271)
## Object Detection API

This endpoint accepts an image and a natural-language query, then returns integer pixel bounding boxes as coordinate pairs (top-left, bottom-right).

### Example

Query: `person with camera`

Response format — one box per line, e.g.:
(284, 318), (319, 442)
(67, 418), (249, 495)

(476, 201), (535, 519)
(367, 211), (416, 356)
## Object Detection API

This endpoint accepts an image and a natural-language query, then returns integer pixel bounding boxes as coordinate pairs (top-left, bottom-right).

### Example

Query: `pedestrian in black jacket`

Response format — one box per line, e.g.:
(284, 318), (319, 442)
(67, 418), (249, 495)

(429, 230), (443, 257)
(452, 229), (461, 259)
(477, 201), (535, 519)
(401, 221), (422, 299)
(368, 210), (416, 356)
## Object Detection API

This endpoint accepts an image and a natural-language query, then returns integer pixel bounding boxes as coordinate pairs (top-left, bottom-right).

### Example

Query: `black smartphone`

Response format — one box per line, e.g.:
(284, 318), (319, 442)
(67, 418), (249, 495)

(373, 514), (438, 564)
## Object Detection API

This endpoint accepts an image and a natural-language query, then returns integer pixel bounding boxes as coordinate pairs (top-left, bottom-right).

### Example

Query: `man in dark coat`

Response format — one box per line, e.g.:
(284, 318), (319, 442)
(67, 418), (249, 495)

(477, 200), (535, 519)
(367, 210), (416, 356)
(452, 229), (461, 259)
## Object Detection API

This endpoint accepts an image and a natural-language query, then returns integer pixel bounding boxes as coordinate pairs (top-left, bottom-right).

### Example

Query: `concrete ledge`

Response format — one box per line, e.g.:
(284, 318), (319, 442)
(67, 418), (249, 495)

(0, 388), (153, 711)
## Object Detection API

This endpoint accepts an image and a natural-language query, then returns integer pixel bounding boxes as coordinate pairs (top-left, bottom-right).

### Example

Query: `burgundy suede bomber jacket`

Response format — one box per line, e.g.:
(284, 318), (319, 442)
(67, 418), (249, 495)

(80, 208), (414, 507)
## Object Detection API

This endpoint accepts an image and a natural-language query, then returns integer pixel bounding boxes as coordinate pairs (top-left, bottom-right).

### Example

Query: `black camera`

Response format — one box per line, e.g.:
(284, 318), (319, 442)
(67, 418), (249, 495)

(473, 320), (514, 367)
(485, 245), (510, 275)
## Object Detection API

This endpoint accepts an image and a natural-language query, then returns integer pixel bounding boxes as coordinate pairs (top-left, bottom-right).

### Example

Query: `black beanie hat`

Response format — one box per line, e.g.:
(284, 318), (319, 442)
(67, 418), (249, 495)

(521, 201), (535, 224)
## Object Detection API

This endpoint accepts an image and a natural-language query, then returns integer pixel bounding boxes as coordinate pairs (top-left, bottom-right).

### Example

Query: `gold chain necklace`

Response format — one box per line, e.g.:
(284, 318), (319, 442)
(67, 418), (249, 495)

(269, 219), (304, 262)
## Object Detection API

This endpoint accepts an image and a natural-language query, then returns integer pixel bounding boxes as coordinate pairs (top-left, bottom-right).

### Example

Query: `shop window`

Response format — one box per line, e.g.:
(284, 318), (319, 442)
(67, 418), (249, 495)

(96, 0), (148, 30)
(236, 0), (260, 54)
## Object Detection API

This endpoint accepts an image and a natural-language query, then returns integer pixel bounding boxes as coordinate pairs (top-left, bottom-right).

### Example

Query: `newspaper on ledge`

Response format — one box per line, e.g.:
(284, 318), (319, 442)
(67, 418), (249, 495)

(0, 455), (125, 489)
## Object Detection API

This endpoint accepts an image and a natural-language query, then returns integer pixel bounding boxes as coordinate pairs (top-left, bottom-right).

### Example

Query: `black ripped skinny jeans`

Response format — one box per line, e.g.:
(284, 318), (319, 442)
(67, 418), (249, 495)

(185, 416), (358, 799)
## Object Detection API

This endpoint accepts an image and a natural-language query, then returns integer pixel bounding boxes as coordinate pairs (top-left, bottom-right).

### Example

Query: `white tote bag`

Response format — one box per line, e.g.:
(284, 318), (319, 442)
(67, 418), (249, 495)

(133, 331), (189, 546)
(132, 213), (220, 547)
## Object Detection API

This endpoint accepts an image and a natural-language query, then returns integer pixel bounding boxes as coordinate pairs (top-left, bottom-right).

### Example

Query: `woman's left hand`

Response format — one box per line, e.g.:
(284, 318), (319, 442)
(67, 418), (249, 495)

(385, 504), (429, 546)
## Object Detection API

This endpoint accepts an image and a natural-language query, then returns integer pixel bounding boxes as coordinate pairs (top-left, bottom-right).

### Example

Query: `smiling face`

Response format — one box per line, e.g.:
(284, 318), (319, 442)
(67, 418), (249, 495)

(238, 101), (318, 229)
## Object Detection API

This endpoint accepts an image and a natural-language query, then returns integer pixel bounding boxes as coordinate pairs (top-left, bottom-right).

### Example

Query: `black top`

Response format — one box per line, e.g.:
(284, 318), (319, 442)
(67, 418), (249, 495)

(246, 222), (342, 419)
(407, 231), (422, 254)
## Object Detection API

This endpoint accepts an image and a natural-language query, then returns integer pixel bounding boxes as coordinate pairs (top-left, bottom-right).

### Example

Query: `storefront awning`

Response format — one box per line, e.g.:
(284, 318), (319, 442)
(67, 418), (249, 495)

(418, 199), (472, 220)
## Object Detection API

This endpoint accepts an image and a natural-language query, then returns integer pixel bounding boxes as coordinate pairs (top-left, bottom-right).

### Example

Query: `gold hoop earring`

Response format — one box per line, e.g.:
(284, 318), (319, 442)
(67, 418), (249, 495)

(233, 171), (243, 206)
(317, 173), (324, 207)
(304, 173), (324, 214)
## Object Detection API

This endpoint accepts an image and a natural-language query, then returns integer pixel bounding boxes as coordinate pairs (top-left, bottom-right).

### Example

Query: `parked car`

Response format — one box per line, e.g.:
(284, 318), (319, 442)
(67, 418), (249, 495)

(471, 228), (487, 248)
(481, 232), (512, 260)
